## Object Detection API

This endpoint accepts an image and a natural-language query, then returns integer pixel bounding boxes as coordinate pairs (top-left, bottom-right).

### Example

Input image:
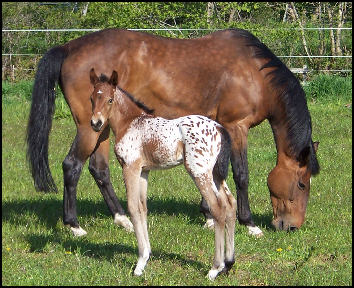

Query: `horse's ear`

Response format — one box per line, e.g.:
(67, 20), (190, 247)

(313, 141), (319, 153)
(90, 68), (99, 85)
(109, 70), (118, 87)
(298, 146), (310, 167)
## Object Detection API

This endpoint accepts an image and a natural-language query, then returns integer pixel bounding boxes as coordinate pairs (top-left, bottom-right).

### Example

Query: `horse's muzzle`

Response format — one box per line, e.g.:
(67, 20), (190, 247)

(91, 118), (103, 132)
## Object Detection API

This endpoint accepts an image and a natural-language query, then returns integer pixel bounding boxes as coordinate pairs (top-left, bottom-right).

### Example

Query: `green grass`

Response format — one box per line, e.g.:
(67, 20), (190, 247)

(2, 76), (352, 285)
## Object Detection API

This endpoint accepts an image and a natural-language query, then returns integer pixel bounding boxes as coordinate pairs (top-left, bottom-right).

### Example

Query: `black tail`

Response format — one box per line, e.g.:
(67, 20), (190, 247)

(214, 126), (231, 180)
(26, 45), (68, 192)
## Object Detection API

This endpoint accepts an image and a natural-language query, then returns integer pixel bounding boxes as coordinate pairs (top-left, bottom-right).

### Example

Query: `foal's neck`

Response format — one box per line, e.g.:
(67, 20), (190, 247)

(110, 88), (148, 140)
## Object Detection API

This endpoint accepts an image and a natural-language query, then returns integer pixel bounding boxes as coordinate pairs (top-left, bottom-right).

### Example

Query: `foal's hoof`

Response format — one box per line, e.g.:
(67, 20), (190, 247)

(203, 218), (215, 230)
(114, 214), (134, 233)
(247, 225), (264, 237)
(70, 226), (87, 237)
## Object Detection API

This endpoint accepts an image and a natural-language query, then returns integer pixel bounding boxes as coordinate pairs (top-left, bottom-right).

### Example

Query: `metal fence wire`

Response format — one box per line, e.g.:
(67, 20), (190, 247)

(2, 28), (352, 81)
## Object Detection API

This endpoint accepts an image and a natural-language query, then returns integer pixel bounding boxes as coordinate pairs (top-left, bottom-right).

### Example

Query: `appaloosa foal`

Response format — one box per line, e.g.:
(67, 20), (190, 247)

(89, 68), (236, 280)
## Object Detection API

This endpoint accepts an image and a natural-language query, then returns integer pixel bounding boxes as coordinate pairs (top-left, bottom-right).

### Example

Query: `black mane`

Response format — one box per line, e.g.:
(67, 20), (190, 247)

(98, 73), (154, 115)
(230, 29), (320, 175)
(118, 87), (154, 115)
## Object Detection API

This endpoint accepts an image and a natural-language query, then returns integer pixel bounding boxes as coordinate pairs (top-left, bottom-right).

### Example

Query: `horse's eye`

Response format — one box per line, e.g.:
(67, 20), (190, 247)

(108, 98), (113, 104)
(297, 181), (305, 190)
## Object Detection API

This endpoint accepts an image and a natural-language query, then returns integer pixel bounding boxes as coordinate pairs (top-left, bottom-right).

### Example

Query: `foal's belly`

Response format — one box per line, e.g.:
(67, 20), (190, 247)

(141, 118), (184, 170)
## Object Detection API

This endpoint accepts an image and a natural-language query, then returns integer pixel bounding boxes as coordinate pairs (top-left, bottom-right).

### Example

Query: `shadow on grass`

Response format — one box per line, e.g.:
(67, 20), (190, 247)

(2, 196), (275, 231)
(24, 232), (205, 272)
(3, 197), (274, 274)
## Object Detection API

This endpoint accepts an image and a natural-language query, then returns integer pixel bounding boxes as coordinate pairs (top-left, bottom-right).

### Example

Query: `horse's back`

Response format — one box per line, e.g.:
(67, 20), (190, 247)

(59, 29), (269, 128)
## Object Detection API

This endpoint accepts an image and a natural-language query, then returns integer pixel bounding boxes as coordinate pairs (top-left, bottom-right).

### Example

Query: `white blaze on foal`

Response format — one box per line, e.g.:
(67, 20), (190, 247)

(89, 68), (237, 280)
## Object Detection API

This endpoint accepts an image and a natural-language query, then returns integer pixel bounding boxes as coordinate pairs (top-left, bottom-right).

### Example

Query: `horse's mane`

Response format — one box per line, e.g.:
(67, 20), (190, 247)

(229, 29), (319, 175)
(98, 73), (154, 115)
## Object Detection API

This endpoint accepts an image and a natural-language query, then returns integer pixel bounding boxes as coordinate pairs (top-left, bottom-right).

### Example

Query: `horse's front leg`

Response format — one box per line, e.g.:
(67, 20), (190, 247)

(228, 124), (263, 237)
(123, 165), (150, 276)
(88, 126), (133, 232)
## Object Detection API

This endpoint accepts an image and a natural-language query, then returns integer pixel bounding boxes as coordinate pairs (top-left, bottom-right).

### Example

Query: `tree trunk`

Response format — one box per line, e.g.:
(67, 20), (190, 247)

(283, 3), (289, 22)
(82, 2), (89, 17)
(207, 2), (214, 27)
(289, 2), (313, 63)
(327, 4), (337, 56)
(336, 2), (346, 56)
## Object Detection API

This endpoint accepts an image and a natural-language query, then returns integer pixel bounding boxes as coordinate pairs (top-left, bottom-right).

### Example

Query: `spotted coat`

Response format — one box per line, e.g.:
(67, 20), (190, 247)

(115, 115), (224, 177)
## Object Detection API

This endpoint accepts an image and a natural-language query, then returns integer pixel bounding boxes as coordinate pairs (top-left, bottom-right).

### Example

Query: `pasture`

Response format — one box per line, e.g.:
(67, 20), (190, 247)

(2, 75), (352, 285)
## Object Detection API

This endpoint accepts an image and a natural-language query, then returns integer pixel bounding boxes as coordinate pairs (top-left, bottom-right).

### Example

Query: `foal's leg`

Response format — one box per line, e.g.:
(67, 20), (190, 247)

(193, 173), (227, 280)
(123, 165), (150, 276)
(221, 180), (236, 273)
(88, 126), (133, 232)
(139, 171), (151, 254)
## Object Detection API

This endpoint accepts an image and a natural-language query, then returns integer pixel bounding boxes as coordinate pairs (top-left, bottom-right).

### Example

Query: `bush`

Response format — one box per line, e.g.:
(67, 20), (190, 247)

(303, 74), (352, 103)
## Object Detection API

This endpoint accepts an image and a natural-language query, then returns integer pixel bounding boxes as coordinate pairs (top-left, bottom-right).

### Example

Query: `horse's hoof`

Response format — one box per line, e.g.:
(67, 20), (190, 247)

(114, 214), (134, 232)
(203, 218), (215, 230)
(247, 225), (264, 237)
(207, 269), (219, 280)
(70, 226), (87, 237)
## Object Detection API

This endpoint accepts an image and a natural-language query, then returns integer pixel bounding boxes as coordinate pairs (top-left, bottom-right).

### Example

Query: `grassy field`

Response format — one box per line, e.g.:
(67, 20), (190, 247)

(2, 75), (352, 286)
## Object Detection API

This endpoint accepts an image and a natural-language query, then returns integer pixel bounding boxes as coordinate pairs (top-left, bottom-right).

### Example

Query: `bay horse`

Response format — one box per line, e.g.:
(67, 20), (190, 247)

(26, 28), (320, 237)
(89, 68), (236, 279)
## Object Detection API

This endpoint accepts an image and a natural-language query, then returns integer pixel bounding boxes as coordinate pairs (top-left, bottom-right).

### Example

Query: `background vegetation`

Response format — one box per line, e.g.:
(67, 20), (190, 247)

(2, 2), (352, 81)
(2, 75), (352, 285)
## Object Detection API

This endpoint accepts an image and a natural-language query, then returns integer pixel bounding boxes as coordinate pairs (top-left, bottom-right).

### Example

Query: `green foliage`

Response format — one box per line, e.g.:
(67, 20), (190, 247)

(1, 2), (352, 82)
(304, 73), (353, 103)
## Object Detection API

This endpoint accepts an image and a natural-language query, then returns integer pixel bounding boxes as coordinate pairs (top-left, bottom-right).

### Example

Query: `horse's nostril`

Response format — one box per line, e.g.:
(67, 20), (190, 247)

(289, 226), (298, 232)
(97, 119), (102, 127)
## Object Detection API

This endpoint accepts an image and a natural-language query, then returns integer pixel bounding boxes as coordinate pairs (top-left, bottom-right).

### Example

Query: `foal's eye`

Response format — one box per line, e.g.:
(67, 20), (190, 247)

(108, 98), (113, 104)
(297, 181), (306, 190)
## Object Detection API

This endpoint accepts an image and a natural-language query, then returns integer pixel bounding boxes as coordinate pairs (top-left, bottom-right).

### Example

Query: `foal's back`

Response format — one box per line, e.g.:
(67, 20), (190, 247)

(115, 114), (227, 175)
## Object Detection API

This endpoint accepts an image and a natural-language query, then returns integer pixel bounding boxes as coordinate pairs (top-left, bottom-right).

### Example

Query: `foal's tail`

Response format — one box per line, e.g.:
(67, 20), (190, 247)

(26, 45), (68, 192)
(214, 127), (232, 181)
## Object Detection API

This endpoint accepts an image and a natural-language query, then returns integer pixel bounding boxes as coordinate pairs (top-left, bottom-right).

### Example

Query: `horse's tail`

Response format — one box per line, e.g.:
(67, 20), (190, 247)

(26, 45), (68, 193)
(214, 126), (231, 181)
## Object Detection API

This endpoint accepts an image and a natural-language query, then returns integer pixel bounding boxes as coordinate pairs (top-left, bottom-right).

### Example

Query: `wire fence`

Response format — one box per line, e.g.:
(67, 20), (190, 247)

(2, 28), (352, 81)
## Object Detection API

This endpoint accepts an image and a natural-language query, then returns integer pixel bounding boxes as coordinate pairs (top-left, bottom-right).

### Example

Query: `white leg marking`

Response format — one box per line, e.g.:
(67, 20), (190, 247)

(134, 247), (150, 276)
(204, 218), (215, 230)
(247, 225), (264, 237)
(207, 262), (225, 281)
(70, 226), (87, 237)
(114, 213), (134, 232)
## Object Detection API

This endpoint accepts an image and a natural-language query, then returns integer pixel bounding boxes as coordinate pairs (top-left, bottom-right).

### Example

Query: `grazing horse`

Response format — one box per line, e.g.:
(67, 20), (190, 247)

(90, 68), (236, 279)
(26, 28), (320, 237)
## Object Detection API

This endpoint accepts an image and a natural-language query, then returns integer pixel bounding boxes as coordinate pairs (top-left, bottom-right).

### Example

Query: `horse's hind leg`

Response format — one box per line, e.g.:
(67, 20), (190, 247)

(88, 126), (133, 232)
(200, 197), (215, 229)
(63, 128), (95, 236)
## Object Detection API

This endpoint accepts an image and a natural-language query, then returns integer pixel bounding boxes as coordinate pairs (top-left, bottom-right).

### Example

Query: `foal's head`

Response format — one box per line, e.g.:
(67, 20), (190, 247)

(89, 68), (118, 132)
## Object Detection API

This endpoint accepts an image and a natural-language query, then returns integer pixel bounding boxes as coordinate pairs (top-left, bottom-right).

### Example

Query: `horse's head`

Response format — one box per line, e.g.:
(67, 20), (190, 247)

(89, 68), (118, 132)
(267, 141), (319, 231)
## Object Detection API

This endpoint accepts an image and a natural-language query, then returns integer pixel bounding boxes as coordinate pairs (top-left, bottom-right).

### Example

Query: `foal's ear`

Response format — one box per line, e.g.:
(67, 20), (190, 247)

(90, 68), (99, 85)
(109, 70), (118, 87)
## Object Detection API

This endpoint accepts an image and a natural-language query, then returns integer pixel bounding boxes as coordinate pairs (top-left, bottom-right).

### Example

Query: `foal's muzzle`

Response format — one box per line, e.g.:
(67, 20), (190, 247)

(91, 118), (103, 132)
